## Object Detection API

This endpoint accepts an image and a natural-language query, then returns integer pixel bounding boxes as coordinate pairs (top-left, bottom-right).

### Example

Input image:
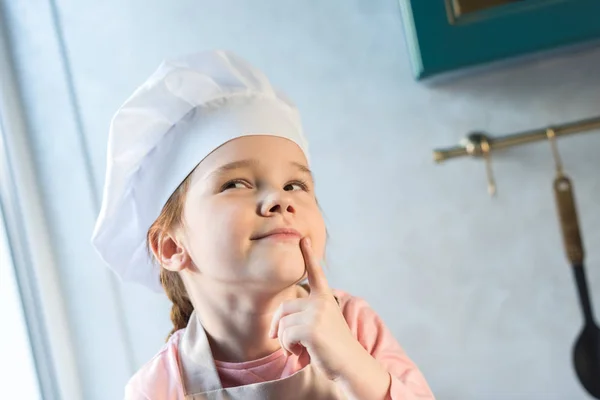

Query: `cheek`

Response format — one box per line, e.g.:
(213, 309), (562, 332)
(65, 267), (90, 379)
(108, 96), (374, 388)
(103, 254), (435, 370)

(213, 206), (252, 246)
(184, 201), (253, 261)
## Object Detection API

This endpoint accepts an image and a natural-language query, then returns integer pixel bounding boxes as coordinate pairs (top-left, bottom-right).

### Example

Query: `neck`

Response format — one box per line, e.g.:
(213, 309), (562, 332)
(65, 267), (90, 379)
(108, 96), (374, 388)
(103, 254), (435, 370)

(187, 281), (308, 362)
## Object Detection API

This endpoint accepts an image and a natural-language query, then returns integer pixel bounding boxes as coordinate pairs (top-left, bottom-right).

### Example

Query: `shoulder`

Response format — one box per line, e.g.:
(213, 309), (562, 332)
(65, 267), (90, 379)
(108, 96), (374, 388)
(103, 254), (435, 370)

(332, 291), (435, 397)
(331, 289), (382, 329)
(124, 330), (186, 400)
(331, 289), (403, 352)
(331, 289), (375, 319)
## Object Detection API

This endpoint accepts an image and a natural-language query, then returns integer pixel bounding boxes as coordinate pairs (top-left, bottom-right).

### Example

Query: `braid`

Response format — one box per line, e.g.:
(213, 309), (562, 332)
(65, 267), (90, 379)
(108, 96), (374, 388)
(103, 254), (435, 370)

(160, 268), (194, 341)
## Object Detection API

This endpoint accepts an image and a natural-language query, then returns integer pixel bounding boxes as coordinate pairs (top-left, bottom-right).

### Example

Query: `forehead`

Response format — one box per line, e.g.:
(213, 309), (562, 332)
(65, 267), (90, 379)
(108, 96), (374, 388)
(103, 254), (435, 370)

(196, 135), (308, 174)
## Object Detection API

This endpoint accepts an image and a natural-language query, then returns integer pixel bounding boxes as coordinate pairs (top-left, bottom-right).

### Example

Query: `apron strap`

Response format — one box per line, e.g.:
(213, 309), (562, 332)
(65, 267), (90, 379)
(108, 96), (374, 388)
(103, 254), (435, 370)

(179, 312), (224, 394)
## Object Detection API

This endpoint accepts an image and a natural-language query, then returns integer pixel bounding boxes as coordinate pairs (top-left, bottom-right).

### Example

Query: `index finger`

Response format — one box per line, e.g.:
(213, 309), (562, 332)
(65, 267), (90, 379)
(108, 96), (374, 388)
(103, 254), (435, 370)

(300, 237), (329, 294)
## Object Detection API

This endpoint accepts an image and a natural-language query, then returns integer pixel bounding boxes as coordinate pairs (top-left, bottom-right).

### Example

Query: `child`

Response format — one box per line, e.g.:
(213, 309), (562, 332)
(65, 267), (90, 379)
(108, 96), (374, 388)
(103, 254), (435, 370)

(92, 50), (435, 399)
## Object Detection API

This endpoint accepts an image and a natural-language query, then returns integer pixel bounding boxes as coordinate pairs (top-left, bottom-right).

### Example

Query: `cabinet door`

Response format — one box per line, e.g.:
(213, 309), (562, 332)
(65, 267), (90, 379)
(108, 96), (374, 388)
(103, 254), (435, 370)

(399, 0), (600, 80)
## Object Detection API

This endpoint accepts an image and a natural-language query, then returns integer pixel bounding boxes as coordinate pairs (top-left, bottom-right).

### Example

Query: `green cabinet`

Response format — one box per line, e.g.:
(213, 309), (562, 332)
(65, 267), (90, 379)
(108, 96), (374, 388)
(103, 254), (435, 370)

(399, 0), (600, 80)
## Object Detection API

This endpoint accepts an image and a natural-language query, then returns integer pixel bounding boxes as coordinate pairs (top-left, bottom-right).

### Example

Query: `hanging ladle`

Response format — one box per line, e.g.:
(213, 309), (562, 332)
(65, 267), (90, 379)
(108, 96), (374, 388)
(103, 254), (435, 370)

(548, 129), (600, 399)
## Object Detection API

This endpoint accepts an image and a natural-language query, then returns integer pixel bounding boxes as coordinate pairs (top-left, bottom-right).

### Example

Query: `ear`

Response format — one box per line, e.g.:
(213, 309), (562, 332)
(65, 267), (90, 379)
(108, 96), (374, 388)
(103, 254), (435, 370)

(150, 232), (191, 272)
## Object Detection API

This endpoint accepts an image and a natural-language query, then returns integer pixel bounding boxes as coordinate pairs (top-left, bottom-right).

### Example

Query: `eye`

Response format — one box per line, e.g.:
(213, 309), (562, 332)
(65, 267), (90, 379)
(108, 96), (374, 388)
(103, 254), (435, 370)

(221, 179), (251, 191)
(284, 180), (309, 192)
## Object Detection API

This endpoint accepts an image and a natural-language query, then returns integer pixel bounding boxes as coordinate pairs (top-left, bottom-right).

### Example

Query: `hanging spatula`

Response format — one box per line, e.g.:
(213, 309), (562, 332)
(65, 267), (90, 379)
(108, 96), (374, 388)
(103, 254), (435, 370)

(553, 175), (600, 399)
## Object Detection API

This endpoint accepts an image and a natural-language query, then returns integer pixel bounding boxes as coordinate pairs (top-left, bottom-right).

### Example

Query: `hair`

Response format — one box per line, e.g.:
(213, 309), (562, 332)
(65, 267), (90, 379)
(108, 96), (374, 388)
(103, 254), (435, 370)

(147, 174), (195, 341)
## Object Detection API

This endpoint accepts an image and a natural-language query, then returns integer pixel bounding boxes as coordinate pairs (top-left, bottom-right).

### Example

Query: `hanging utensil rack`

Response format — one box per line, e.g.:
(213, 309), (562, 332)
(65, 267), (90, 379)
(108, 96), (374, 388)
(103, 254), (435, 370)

(432, 116), (600, 195)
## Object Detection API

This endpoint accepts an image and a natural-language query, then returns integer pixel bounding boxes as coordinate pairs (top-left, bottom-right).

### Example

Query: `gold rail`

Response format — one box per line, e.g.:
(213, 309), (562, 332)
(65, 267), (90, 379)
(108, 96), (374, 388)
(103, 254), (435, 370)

(433, 116), (600, 163)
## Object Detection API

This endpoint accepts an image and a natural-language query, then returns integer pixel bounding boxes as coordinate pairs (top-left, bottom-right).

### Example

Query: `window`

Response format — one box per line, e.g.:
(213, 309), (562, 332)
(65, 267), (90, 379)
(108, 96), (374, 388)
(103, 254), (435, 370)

(0, 207), (42, 399)
(1, 26), (81, 396)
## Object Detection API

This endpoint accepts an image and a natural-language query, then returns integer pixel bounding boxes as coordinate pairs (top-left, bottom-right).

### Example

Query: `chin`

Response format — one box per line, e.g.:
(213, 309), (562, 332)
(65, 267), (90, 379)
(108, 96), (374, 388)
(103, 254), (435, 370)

(248, 249), (306, 286)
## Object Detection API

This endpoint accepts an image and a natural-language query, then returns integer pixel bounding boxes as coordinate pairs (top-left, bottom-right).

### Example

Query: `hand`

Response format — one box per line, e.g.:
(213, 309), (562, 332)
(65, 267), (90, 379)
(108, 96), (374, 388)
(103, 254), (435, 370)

(268, 237), (364, 381)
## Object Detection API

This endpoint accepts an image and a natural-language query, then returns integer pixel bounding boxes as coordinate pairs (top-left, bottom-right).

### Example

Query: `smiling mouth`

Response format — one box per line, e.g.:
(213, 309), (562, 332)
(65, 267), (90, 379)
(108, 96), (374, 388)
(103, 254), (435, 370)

(251, 229), (302, 241)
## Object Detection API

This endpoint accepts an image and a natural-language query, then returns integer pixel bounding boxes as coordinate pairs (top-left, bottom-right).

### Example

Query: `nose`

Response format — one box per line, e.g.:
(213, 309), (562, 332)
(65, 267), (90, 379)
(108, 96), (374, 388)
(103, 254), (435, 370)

(259, 190), (296, 216)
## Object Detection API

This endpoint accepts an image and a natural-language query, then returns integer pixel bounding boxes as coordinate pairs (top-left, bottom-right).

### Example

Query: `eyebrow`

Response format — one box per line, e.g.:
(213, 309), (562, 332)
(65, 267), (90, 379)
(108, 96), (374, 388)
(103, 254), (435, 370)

(207, 159), (314, 181)
(290, 162), (313, 180)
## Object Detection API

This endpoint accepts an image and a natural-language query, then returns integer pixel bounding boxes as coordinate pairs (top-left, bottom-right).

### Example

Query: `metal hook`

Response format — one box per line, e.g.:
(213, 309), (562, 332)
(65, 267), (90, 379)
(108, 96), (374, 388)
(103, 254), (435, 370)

(461, 132), (496, 196)
(547, 128), (564, 178)
(480, 136), (496, 196)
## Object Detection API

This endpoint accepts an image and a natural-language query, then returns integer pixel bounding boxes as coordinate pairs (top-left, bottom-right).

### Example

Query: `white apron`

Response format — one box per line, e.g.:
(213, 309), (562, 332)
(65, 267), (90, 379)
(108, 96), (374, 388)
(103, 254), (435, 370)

(178, 311), (347, 400)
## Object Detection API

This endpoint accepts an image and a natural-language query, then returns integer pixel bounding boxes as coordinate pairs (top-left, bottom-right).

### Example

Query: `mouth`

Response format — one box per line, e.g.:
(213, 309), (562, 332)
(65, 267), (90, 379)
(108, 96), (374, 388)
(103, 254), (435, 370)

(251, 228), (302, 241)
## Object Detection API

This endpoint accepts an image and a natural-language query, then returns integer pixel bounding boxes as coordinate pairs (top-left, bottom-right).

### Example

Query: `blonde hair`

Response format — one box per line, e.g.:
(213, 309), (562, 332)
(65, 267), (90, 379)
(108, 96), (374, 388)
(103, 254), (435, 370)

(147, 174), (195, 341)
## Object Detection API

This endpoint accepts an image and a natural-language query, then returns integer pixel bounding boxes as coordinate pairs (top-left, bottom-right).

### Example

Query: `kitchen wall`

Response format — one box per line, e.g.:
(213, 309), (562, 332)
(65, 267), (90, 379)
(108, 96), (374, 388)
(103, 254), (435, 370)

(2, 0), (599, 398)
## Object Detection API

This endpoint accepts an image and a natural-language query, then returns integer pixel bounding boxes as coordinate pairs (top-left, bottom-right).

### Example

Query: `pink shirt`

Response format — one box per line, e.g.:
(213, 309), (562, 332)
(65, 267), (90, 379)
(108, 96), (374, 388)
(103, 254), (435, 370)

(125, 290), (435, 399)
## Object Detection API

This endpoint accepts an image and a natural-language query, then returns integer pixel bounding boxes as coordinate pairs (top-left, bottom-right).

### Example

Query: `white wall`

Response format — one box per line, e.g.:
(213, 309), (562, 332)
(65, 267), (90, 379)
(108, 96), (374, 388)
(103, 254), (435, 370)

(2, 0), (600, 399)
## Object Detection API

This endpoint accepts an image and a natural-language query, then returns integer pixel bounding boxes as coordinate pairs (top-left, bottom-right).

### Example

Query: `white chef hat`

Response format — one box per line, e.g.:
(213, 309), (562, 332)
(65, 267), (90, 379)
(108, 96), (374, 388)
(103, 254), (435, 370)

(91, 50), (309, 292)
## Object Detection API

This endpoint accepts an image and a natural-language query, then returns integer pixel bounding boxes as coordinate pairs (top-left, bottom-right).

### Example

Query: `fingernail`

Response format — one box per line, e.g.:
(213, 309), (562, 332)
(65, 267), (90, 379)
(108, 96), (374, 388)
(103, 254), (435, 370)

(305, 237), (311, 247)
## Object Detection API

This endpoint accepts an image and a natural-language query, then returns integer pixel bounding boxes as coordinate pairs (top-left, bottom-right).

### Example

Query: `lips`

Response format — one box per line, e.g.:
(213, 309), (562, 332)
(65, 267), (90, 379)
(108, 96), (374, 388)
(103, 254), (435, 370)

(251, 228), (302, 240)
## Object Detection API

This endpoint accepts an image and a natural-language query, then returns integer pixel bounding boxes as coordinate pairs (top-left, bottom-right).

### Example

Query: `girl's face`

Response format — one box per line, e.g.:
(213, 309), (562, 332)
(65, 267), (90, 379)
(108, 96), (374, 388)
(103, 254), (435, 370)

(179, 135), (326, 290)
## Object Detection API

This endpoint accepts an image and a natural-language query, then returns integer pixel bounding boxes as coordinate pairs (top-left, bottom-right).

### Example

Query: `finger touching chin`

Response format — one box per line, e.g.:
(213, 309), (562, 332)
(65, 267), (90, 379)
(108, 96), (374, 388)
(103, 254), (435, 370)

(305, 232), (327, 263)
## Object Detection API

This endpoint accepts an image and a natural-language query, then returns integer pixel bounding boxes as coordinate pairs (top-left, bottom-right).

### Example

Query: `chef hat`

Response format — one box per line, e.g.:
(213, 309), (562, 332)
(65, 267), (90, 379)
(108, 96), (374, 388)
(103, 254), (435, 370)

(91, 50), (309, 292)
